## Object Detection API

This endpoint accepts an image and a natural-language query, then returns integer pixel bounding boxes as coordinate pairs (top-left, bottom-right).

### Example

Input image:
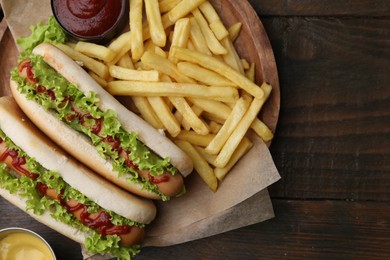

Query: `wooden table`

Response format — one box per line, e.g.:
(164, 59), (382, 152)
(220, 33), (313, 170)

(1, 1), (390, 259)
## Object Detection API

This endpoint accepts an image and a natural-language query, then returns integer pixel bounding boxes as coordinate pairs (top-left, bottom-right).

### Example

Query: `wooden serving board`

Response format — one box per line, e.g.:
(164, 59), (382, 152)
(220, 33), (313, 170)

(0, 0), (280, 135)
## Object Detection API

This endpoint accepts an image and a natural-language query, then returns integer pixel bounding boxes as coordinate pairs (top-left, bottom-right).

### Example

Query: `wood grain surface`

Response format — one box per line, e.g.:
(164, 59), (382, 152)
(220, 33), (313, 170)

(1, 0), (390, 259)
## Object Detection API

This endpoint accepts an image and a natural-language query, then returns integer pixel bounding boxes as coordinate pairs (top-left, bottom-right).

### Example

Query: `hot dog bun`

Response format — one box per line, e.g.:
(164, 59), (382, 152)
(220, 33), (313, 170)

(10, 43), (194, 200)
(0, 96), (156, 255)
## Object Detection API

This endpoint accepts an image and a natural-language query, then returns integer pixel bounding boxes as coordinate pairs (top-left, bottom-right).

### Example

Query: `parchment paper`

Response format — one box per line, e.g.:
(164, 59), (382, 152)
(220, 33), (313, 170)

(0, 0), (281, 252)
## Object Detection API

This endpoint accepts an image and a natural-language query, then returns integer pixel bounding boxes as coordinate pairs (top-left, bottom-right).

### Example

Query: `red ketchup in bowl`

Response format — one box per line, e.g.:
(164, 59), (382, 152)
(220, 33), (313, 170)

(51, 0), (128, 43)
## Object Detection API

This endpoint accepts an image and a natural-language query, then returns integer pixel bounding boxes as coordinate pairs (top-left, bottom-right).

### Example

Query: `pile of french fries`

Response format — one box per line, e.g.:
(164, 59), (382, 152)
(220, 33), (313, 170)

(55, 0), (274, 192)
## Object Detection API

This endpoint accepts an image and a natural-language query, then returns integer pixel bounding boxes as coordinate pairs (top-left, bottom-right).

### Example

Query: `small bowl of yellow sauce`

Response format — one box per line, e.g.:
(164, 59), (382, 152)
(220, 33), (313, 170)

(0, 227), (56, 260)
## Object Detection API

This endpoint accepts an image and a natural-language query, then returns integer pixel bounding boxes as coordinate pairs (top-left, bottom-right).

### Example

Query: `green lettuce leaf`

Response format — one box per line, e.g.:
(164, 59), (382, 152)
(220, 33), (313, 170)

(17, 16), (67, 56)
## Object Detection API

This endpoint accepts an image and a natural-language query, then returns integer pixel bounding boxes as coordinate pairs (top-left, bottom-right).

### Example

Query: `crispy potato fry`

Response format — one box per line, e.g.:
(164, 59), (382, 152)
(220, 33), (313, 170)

(142, 13), (174, 41)
(141, 51), (195, 83)
(214, 83), (272, 168)
(241, 59), (250, 70)
(171, 46), (264, 98)
(221, 37), (245, 75)
(132, 96), (164, 129)
(177, 62), (235, 86)
(228, 22), (242, 42)
(199, 1), (229, 40)
(214, 137), (253, 181)
(168, 0), (207, 23)
(191, 8), (227, 55)
(117, 52), (134, 69)
(88, 71), (108, 88)
(246, 62), (255, 82)
(107, 31), (132, 65)
(145, 0), (166, 47)
(74, 42), (116, 63)
(168, 18), (191, 63)
(176, 130), (215, 147)
(208, 121), (222, 134)
(205, 95), (252, 155)
(251, 118), (274, 142)
(188, 98), (231, 120)
(106, 81), (239, 103)
(188, 17), (212, 55)
(109, 65), (160, 81)
(129, 0), (144, 60)
(174, 140), (218, 191)
(55, 43), (110, 80)
(159, 0), (182, 13)
(181, 105), (203, 131)
(148, 96), (181, 136)
(194, 145), (217, 166)
(169, 97), (209, 135)
(154, 46), (168, 58)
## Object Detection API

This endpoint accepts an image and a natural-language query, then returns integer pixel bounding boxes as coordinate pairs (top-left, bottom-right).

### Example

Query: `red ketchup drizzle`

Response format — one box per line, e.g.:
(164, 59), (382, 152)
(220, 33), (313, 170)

(18, 60), (39, 84)
(0, 148), (38, 180)
(79, 113), (102, 134)
(148, 173), (170, 184)
(79, 205), (131, 236)
(36, 182), (49, 197)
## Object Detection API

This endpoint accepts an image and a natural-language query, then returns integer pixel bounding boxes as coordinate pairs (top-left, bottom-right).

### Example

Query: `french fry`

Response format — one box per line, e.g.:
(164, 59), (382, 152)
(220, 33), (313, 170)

(141, 51), (195, 83)
(55, 43), (110, 80)
(221, 36), (245, 75)
(199, 1), (229, 40)
(132, 96), (164, 129)
(214, 83), (272, 168)
(208, 121), (222, 134)
(154, 46), (168, 58)
(188, 98), (231, 120)
(145, 0), (166, 47)
(109, 65), (160, 82)
(214, 137), (253, 181)
(106, 81), (239, 103)
(167, 0), (207, 23)
(171, 46), (264, 98)
(246, 62), (255, 82)
(169, 97), (209, 135)
(181, 105), (203, 131)
(250, 118), (274, 142)
(142, 13), (174, 42)
(174, 140), (218, 192)
(117, 52), (134, 69)
(228, 22), (242, 42)
(175, 130), (215, 147)
(191, 8), (227, 55)
(188, 17), (212, 55)
(107, 31), (132, 65)
(129, 0), (144, 60)
(194, 145), (217, 167)
(205, 95), (252, 155)
(177, 62), (235, 86)
(159, 0), (182, 13)
(168, 18), (191, 63)
(148, 96), (181, 137)
(88, 71), (108, 88)
(241, 59), (250, 70)
(74, 42), (116, 63)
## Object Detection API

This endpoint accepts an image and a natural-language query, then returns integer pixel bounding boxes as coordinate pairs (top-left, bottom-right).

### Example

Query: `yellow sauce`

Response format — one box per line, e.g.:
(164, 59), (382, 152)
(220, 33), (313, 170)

(0, 232), (54, 260)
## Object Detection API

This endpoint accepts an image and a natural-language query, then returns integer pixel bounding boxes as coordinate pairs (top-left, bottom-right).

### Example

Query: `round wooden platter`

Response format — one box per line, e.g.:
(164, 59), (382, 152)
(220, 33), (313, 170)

(0, 0), (280, 137)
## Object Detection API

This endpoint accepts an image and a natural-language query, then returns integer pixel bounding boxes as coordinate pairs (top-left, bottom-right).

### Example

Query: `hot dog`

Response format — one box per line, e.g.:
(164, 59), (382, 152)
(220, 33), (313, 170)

(10, 42), (193, 201)
(0, 96), (157, 259)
